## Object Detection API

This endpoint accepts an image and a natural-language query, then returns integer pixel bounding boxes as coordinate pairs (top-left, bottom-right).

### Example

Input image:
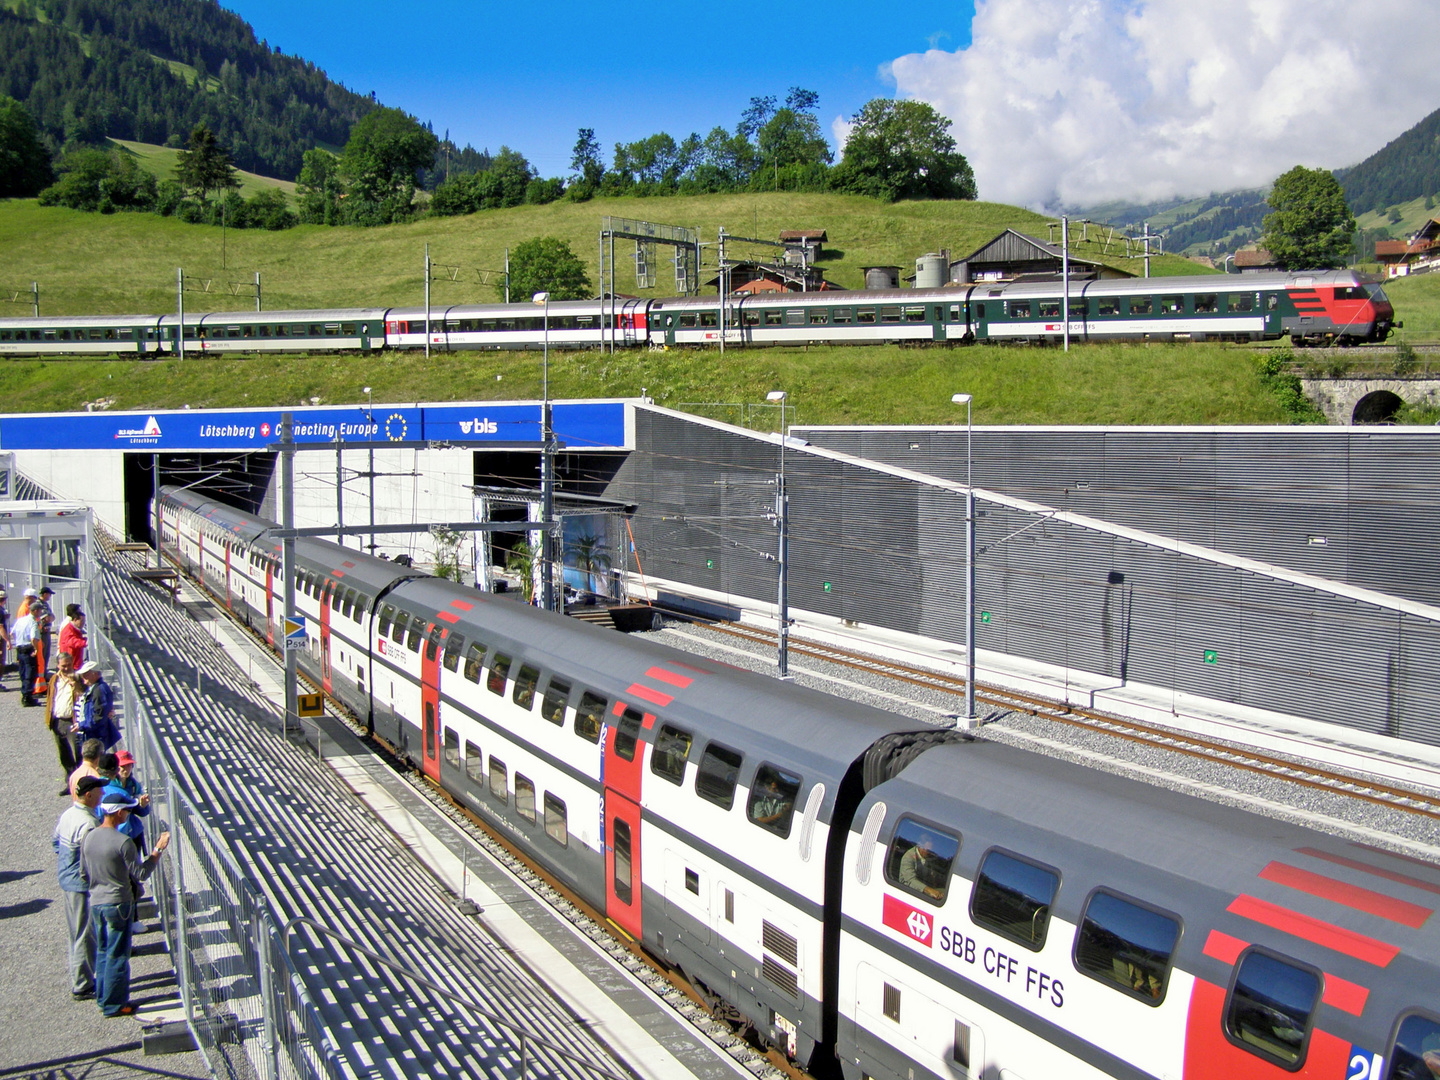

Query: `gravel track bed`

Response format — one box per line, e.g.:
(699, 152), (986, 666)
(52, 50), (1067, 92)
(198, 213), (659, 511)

(651, 622), (1439, 855)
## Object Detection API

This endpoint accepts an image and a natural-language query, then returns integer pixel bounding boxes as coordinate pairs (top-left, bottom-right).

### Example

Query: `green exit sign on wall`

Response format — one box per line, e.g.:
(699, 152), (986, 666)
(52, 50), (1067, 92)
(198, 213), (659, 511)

(1203, 650), (1218, 664)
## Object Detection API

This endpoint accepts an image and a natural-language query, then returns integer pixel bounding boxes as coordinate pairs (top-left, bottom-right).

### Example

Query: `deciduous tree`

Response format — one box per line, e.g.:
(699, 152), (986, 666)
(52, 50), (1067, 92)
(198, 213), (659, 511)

(832, 99), (976, 202)
(0, 95), (53, 197)
(337, 106), (437, 222)
(1262, 166), (1356, 270)
(503, 236), (592, 303)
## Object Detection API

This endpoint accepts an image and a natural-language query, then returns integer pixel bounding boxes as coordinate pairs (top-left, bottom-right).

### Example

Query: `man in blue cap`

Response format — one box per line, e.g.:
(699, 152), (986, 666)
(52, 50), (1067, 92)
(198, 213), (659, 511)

(78, 787), (170, 1016)
(54, 774), (105, 999)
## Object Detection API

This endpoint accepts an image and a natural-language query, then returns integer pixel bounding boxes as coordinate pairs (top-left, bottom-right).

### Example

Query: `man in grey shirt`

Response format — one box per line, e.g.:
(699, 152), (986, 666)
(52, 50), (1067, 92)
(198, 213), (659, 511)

(54, 775), (105, 998)
(79, 788), (171, 1016)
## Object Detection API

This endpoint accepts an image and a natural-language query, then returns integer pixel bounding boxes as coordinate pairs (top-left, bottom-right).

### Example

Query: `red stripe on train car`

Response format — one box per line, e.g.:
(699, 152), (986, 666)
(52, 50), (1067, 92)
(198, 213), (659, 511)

(1298, 847), (1440, 896)
(435, 611), (460, 624)
(627, 683), (675, 707)
(1202, 929), (1247, 965)
(449, 600), (476, 611)
(645, 666), (694, 689)
(1227, 895), (1400, 966)
(1352, 842), (1440, 874)
(1321, 973), (1370, 1016)
(1260, 861), (1432, 927)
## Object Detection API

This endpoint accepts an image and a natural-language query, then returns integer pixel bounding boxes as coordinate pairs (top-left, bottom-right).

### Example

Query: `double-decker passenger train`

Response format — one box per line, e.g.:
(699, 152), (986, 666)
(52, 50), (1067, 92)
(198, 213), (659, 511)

(157, 484), (1438, 1080)
(0, 270), (1395, 357)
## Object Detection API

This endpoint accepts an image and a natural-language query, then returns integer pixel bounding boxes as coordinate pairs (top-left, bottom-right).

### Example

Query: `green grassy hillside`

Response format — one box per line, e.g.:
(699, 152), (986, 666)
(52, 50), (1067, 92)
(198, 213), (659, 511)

(109, 139), (297, 199)
(0, 192), (1208, 317)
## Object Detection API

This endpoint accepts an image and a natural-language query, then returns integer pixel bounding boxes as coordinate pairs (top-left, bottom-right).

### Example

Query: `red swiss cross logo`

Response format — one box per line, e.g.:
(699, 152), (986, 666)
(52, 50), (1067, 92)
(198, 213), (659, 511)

(260, 422), (271, 437)
(882, 894), (933, 947)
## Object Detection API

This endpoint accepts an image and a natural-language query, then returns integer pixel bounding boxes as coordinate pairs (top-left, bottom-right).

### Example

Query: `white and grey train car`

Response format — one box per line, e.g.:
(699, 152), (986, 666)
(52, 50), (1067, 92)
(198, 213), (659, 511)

(382, 299), (650, 352)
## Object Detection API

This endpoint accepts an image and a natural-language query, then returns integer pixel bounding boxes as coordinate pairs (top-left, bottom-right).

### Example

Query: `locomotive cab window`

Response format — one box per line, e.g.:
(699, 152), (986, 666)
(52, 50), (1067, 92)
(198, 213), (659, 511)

(1073, 889), (1180, 1005)
(574, 691), (607, 743)
(540, 677), (571, 724)
(512, 664), (540, 710)
(746, 763), (802, 838)
(1385, 1012), (1440, 1080)
(488, 653), (511, 696)
(651, 724), (693, 784)
(884, 818), (960, 904)
(1224, 948), (1320, 1068)
(970, 848), (1059, 950)
(695, 743), (743, 810)
(615, 706), (644, 761)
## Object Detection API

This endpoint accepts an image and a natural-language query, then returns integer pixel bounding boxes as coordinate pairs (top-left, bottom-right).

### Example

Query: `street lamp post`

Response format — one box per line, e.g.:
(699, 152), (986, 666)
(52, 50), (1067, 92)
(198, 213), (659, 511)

(766, 390), (790, 678)
(534, 292), (555, 612)
(363, 386), (375, 554)
(952, 393), (977, 722)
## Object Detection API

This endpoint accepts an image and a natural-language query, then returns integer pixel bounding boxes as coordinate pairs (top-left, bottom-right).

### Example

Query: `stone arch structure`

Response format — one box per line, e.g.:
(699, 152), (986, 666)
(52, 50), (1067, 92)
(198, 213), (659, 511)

(1352, 390), (1405, 424)
(1302, 377), (1440, 425)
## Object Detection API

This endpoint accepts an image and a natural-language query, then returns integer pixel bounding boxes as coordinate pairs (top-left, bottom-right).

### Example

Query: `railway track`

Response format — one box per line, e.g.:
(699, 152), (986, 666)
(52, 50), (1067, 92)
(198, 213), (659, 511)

(700, 619), (1440, 823)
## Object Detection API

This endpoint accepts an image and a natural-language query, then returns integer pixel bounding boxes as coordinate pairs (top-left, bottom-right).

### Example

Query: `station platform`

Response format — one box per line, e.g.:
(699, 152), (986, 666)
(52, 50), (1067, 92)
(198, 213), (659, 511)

(12, 547), (769, 1080)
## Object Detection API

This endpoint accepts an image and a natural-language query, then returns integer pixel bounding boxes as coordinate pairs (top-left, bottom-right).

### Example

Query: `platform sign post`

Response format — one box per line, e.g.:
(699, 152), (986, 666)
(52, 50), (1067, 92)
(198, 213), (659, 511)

(283, 616), (306, 649)
(281, 413), (297, 739)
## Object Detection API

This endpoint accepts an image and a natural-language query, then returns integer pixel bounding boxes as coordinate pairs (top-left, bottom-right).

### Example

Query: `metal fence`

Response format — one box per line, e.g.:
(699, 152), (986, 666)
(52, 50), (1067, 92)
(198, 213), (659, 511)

(97, 619), (633, 1080)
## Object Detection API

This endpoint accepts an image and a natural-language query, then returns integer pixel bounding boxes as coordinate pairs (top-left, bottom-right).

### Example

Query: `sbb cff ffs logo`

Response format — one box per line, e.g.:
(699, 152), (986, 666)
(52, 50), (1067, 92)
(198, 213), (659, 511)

(883, 894), (933, 947)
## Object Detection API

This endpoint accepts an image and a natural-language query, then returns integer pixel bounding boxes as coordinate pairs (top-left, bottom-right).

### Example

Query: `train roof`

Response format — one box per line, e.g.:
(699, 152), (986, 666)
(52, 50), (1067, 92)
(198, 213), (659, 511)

(390, 573), (939, 794)
(864, 739), (1440, 975)
(159, 308), (390, 323)
(384, 299), (612, 319)
(160, 486), (271, 543)
(0, 313), (162, 326)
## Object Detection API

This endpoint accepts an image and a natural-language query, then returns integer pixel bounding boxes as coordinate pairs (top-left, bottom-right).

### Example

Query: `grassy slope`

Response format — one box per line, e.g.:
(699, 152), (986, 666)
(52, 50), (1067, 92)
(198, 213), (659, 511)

(109, 139), (297, 198)
(0, 193), (1288, 426)
(1384, 272), (1440, 341)
(1356, 195), (1438, 239)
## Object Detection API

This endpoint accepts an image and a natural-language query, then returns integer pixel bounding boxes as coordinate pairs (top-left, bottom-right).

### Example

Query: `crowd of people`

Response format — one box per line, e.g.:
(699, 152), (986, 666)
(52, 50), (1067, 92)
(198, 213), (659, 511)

(5, 580), (172, 1019)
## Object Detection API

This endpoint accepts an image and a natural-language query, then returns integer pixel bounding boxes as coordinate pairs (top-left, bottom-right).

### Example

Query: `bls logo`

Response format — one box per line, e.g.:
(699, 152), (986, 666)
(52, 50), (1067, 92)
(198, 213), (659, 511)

(458, 418), (498, 435)
(883, 894), (933, 947)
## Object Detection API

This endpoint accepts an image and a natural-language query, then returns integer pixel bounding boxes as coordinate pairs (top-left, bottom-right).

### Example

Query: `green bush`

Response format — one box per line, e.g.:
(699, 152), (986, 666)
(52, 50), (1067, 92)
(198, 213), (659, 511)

(1393, 339), (1419, 376)
(1257, 351), (1326, 423)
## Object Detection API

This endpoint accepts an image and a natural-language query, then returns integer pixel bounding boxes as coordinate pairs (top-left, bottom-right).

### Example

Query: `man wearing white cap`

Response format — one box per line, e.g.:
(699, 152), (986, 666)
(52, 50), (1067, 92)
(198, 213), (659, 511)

(79, 788), (170, 1016)
(78, 660), (120, 750)
(11, 594), (38, 706)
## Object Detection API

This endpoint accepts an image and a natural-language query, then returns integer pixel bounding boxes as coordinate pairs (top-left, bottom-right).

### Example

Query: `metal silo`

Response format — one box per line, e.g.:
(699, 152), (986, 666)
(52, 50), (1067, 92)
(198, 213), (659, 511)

(914, 253), (948, 289)
(864, 266), (901, 290)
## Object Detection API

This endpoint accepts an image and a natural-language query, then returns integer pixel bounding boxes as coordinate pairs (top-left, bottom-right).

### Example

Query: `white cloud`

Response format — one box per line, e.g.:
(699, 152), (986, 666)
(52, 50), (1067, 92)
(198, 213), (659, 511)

(888, 0), (1440, 209)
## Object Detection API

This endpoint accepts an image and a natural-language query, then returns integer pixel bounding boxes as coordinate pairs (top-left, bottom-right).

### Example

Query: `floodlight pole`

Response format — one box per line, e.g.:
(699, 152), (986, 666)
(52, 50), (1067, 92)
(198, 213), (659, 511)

(364, 387), (375, 554)
(424, 243), (432, 360)
(535, 292), (556, 612)
(151, 453), (160, 569)
(1062, 216), (1070, 354)
(335, 436), (344, 549)
(177, 268), (184, 360)
(280, 413), (298, 738)
(953, 394), (976, 722)
(767, 390), (790, 678)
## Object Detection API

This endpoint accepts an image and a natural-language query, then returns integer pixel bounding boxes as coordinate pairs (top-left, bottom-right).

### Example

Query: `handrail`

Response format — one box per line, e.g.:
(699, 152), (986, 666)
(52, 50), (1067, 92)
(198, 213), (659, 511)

(281, 916), (635, 1080)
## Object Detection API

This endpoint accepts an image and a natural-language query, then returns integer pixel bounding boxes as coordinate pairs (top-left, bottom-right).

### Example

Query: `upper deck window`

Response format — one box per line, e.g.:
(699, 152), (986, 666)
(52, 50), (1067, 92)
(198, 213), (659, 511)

(1073, 890), (1179, 1005)
(970, 848), (1059, 950)
(1225, 949), (1320, 1068)
(884, 818), (960, 905)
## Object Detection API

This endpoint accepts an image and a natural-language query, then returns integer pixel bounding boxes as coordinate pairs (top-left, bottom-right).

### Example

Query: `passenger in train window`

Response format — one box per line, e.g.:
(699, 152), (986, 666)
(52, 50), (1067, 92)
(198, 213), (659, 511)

(463, 643), (484, 683)
(650, 725), (692, 783)
(1072, 890), (1179, 1005)
(488, 653), (511, 695)
(442, 634), (464, 672)
(885, 819), (959, 903)
(1385, 1014), (1440, 1080)
(512, 665), (540, 709)
(746, 764), (802, 837)
(540, 677), (571, 724)
(573, 691), (606, 742)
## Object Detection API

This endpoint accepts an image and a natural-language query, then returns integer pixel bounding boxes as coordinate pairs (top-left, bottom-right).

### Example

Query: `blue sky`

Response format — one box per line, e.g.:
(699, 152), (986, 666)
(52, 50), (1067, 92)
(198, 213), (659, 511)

(225, 0), (976, 177)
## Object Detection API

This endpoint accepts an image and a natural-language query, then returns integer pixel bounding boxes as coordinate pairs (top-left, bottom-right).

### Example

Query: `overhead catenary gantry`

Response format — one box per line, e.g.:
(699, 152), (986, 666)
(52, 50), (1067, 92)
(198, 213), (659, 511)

(598, 216), (702, 353)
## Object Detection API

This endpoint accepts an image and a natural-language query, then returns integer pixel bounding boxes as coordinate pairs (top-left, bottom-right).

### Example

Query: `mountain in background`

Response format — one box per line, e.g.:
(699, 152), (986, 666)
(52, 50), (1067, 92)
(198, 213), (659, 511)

(1073, 189), (1269, 260)
(1337, 104), (1440, 216)
(0, 0), (375, 181)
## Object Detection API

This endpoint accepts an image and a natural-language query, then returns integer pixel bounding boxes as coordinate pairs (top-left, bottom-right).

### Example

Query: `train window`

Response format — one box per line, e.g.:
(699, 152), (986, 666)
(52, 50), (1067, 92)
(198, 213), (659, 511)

(809, 309), (827, 325)
(406, 619), (423, 653)
(970, 848), (1059, 949)
(880, 307), (902, 324)
(1194, 294), (1218, 314)
(1224, 948), (1320, 1068)
(948, 305), (963, 322)
(1159, 295), (1184, 315)
(746, 763), (802, 838)
(442, 633), (464, 672)
(1069, 300), (1087, 319)
(1009, 301), (1032, 319)
(515, 775), (536, 823)
(904, 306), (926, 322)
(651, 724), (692, 784)
(544, 793), (568, 846)
(569, 691), (604, 742)
(341, 588), (357, 618)
(488, 653), (511, 696)
(1228, 293), (1255, 312)
(833, 308), (853, 324)
(1073, 889), (1180, 1005)
(613, 819), (633, 904)
(324, 324), (340, 336)
(975, 303), (986, 319)
(330, 584), (342, 610)
(463, 643), (484, 683)
(1129, 296), (1153, 315)
(390, 611), (408, 644)
(784, 309), (804, 326)
(1097, 297), (1121, 316)
(442, 728), (459, 770)
(342, 323), (355, 335)
(275, 325), (289, 337)
(679, 314), (698, 328)
(743, 309), (761, 326)
(488, 757), (507, 803)
(1037, 300), (1061, 318)
(614, 706), (644, 762)
(699, 311), (718, 327)
(309, 325), (323, 337)
(425, 627), (441, 661)
(856, 308), (876, 324)
(884, 818), (960, 905)
(540, 677), (571, 724)
(512, 664), (540, 709)
(1385, 1013), (1440, 1080)
(695, 743), (743, 810)
(465, 742), (483, 785)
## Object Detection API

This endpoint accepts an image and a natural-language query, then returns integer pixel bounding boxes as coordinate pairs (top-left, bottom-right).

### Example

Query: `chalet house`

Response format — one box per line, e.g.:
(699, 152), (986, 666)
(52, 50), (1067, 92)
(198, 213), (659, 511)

(949, 230), (1133, 284)
(1376, 217), (1440, 278)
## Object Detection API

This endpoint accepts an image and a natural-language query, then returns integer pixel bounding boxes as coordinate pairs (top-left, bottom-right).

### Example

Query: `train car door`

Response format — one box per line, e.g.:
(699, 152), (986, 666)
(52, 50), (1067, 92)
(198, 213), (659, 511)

(420, 625), (442, 781)
(932, 303), (947, 343)
(264, 563), (275, 646)
(319, 581), (333, 693)
(603, 701), (648, 940)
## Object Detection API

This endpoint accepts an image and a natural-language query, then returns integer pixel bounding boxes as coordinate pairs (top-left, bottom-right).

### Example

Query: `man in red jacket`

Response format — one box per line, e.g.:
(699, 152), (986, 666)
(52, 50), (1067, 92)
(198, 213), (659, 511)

(59, 605), (87, 668)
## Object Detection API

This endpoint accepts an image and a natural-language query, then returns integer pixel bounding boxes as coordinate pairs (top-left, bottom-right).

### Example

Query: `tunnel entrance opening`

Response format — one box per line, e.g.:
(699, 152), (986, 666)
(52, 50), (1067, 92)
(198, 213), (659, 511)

(1352, 390), (1405, 425)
